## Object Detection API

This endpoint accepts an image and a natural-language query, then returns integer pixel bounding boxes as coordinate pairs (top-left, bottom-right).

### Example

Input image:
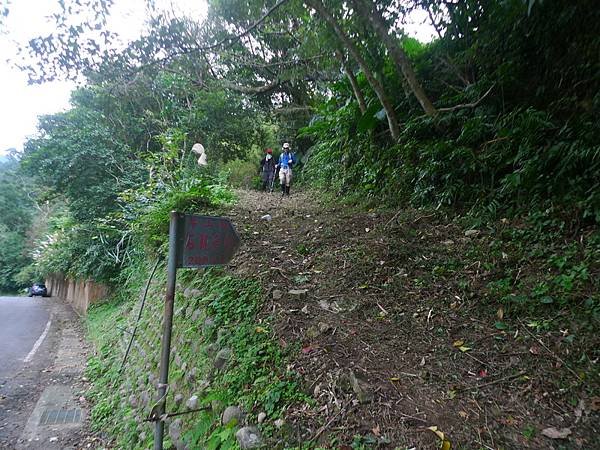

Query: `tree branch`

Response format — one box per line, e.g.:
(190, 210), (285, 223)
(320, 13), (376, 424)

(199, 0), (292, 52)
(437, 84), (495, 112)
(219, 80), (280, 94)
(273, 105), (314, 114)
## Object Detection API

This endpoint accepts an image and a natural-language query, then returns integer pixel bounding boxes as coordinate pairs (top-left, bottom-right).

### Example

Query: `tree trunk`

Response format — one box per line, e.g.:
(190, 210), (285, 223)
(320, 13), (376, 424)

(306, 0), (400, 141)
(353, 0), (438, 116)
(335, 49), (367, 114)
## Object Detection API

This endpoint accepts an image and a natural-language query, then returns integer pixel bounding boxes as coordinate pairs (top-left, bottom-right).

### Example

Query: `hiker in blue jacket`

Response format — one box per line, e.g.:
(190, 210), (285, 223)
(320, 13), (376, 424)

(277, 142), (294, 196)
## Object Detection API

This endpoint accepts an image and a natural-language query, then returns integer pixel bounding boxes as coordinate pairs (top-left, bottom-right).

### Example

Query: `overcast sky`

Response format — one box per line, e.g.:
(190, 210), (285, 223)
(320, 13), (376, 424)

(0, 0), (434, 156)
(0, 0), (206, 155)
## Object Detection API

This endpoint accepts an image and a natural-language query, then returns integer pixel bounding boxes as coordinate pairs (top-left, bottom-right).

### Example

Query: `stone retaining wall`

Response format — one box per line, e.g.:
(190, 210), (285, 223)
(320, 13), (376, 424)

(45, 274), (110, 314)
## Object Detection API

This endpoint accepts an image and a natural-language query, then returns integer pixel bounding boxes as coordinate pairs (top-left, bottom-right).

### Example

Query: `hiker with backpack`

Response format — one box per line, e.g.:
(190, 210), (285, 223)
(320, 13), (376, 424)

(277, 142), (294, 196)
(259, 148), (276, 192)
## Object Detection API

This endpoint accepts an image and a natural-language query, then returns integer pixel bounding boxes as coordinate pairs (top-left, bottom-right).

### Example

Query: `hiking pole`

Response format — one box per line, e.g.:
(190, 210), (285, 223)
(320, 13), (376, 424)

(269, 173), (275, 193)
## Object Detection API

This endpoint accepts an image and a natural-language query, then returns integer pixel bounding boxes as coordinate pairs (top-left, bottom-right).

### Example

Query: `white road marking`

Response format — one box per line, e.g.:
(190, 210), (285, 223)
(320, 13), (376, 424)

(24, 318), (52, 363)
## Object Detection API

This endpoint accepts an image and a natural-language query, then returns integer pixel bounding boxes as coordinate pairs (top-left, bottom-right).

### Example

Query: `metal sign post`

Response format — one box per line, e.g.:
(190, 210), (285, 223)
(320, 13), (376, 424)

(153, 212), (240, 450)
(153, 212), (179, 450)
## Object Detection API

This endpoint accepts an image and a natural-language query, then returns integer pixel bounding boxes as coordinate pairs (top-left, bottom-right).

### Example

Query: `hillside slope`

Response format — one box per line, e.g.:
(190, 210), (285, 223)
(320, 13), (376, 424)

(87, 189), (599, 449)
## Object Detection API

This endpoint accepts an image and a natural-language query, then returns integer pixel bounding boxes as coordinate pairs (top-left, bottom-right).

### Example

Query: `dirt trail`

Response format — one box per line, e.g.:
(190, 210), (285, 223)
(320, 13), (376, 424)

(226, 189), (598, 449)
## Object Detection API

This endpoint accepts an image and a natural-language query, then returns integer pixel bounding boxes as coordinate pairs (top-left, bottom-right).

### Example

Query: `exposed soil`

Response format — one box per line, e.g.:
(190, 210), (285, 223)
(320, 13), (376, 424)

(226, 189), (600, 450)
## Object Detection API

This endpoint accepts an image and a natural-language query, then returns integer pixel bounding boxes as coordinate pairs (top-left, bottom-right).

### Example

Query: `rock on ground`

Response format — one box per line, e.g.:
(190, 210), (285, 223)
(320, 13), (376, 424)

(235, 426), (262, 449)
(185, 395), (198, 409)
(222, 406), (244, 426)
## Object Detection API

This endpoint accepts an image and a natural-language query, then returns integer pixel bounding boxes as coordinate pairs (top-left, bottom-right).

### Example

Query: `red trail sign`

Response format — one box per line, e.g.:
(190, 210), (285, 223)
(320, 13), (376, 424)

(177, 214), (241, 268)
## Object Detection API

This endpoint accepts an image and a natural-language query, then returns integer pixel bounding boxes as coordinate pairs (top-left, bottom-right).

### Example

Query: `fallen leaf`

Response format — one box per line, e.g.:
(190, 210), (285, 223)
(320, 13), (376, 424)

(541, 427), (571, 439)
(447, 390), (456, 399)
(390, 377), (401, 382)
(478, 369), (488, 378)
(427, 426), (451, 450)
(427, 426), (444, 440)
(372, 424), (381, 436)
(453, 340), (464, 347)
(497, 307), (504, 319)
(458, 411), (468, 419)
(574, 399), (585, 422)
(301, 345), (319, 354)
(495, 321), (508, 330)
(458, 346), (471, 353)
(590, 397), (600, 411)
(502, 416), (518, 426)
(529, 345), (541, 355)
(255, 326), (267, 333)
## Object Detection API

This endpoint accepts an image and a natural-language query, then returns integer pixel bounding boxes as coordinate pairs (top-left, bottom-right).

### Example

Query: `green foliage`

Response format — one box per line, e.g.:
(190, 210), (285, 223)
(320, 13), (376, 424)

(0, 157), (34, 290)
(22, 107), (145, 223)
(305, 89), (600, 219)
(484, 209), (599, 320)
(31, 211), (126, 282)
(522, 424), (536, 440)
(14, 0), (600, 227)
(18, 63), (268, 283)
(85, 298), (128, 433)
(84, 259), (309, 449)
(182, 270), (309, 429)
(303, 0), (599, 222)
(221, 159), (261, 189)
(0, 157), (33, 234)
(5, 0), (598, 446)
(0, 226), (32, 291)
(132, 175), (234, 252)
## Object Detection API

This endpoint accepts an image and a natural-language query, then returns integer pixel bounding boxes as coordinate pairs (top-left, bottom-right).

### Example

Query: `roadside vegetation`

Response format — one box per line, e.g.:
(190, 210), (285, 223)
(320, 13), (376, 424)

(0, 0), (597, 447)
(87, 255), (309, 449)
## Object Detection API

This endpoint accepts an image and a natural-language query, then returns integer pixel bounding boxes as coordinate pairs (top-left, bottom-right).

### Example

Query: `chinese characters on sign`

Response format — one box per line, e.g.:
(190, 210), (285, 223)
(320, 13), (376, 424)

(178, 215), (241, 268)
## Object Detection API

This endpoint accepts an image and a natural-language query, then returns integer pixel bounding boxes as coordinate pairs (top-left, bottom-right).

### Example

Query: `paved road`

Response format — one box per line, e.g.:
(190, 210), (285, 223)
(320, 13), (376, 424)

(0, 296), (52, 381)
(0, 296), (94, 449)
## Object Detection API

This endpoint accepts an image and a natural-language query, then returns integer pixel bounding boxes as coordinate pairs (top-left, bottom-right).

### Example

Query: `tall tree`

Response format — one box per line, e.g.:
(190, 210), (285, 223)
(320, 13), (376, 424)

(352, 0), (437, 116)
(335, 49), (367, 114)
(305, 0), (401, 140)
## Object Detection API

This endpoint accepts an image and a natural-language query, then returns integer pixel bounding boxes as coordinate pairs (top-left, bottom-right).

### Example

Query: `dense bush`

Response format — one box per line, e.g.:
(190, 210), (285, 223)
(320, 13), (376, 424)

(302, 0), (600, 222)
(0, 158), (33, 291)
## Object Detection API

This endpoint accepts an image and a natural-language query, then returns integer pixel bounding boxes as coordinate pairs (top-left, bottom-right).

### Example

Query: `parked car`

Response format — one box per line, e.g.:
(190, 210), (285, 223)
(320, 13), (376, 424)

(28, 283), (48, 297)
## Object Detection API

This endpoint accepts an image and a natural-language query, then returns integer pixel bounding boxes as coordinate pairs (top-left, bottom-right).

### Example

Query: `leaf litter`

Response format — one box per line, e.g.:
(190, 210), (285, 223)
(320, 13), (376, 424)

(225, 190), (600, 449)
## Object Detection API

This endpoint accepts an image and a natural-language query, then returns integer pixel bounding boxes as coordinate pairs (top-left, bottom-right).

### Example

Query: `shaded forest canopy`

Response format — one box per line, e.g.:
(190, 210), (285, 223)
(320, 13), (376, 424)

(1, 2), (599, 448)
(2, 0), (598, 287)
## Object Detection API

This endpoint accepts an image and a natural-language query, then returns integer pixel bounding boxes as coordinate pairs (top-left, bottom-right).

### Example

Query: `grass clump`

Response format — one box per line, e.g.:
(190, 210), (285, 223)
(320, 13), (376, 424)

(85, 260), (309, 449)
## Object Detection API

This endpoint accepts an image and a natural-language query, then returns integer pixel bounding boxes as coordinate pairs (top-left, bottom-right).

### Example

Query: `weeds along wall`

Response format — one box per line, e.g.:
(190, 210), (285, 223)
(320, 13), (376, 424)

(86, 260), (307, 449)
